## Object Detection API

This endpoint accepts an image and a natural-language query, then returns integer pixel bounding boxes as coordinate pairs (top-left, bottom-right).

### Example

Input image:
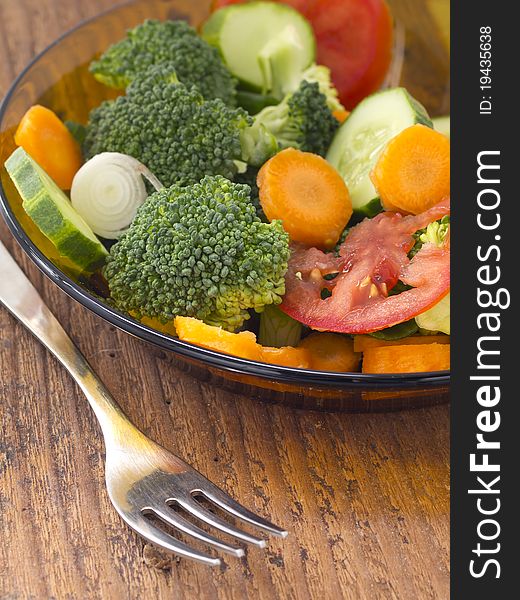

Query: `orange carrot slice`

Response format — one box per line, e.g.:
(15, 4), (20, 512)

(257, 147), (353, 249)
(174, 316), (311, 368)
(353, 334), (450, 353)
(15, 105), (83, 189)
(299, 332), (361, 372)
(175, 317), (261, 361)
(362, 343), (450, 373)
(260, 346), (311, 369)
(332, 108), (350, 123)
(139, 316), (177, 337)
(370, 124), (450, 215)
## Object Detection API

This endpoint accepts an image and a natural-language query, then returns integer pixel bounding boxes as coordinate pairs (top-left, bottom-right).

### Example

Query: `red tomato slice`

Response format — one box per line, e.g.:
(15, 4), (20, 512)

(210, 0), (394, 109)
(280, 199), (450, 334)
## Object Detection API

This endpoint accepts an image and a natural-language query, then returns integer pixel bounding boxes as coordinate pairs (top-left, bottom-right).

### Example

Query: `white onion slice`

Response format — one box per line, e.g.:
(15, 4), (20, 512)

(71, 152), (163, 239)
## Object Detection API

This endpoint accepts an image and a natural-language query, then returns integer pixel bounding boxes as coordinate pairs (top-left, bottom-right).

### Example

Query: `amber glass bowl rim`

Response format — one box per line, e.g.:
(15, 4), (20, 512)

(0, 1), (450, 391)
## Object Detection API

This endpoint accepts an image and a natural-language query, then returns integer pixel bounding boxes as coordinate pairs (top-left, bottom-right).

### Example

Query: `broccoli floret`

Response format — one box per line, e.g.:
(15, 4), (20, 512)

(252, 80), (339, 156)
(103, 176), (290, 331)
(409, 216), (450, 258)
(83, 65), (278, 187)
(90, 19), (237, 105)
(296, 64), (345, 113)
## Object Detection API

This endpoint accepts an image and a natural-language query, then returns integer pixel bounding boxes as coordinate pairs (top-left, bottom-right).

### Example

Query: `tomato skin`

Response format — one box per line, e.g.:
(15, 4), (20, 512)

(280, 199), (450, 334)
(311, 0), (393, 109)
(210, 0), (393, 109)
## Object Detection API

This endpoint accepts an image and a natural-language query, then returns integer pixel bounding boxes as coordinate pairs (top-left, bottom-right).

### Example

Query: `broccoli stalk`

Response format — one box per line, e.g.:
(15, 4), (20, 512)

(90, 19), (238, 106)
(251, 21), (344, 113)
(83, 65), (278, 188)
(257, 37), (345, 111)
(240, 121), (278, 167)
(257, 26), (307, 98)
(103, 176), (290, 332)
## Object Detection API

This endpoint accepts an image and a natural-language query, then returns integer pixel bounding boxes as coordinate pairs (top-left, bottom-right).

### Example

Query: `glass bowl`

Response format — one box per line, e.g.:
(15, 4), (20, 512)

(0, 0), (450, 412)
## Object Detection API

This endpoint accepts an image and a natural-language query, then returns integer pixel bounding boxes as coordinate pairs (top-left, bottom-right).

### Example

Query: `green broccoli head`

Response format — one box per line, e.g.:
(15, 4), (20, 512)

(103, 176), (290, 331)
(298, 63), (345, 113)
(90, 19), (237, 105)
(83, 64), (277, 187)
(252, 80), (339, 157)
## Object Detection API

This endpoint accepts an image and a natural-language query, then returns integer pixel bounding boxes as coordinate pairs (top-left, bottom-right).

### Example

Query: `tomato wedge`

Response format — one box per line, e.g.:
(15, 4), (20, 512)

(210, 0), (394, 109)
(280, 198), (450, 334)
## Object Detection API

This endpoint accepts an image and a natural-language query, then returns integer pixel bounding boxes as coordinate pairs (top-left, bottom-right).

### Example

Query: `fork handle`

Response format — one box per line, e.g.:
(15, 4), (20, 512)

(0, 240), (138, 442)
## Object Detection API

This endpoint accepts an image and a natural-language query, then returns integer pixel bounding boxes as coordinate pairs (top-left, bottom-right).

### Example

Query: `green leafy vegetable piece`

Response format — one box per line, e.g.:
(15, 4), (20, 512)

(258, 304), (303, 348)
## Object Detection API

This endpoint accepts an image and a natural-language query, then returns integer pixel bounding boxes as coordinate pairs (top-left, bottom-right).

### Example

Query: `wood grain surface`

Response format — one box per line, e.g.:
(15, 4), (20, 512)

(0, 1), (450, 598)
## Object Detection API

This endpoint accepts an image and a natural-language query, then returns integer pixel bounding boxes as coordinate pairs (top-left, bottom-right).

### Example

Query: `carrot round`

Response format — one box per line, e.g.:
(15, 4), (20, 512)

(362, 342), (450, 373)
(299, 332), (361, 372)
(370, 124), (450, 215)
(257, 148), (353, 249)
(14, 105), (83, 189)
(353, 334), (450, 353)
(332, 108), (350, 123)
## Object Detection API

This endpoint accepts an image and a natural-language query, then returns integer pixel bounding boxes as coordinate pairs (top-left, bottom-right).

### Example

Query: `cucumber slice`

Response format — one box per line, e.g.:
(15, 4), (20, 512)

(326, 88), (432, 213)
(202, 2), (315, 96)
(415, 293), (450, 334)
(433, 115), (450, 138)
(5, 147), (108, 273)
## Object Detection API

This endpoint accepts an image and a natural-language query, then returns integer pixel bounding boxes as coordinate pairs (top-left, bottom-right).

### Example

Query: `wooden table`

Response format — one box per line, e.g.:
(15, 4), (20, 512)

(0, 1), (450, 598)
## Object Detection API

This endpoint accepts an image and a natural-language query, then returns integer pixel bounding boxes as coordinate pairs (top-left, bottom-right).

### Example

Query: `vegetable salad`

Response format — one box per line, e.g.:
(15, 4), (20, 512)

(4, 0), (450, 374)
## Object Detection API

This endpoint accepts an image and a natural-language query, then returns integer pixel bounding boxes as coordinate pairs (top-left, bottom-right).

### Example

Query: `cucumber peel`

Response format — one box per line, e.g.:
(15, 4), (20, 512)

(368, 319), (419, 341)
(5, 147), (108, 273)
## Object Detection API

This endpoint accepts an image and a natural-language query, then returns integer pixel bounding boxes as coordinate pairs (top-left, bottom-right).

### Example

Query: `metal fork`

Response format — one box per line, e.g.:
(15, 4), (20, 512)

(0, 240), (287, 566)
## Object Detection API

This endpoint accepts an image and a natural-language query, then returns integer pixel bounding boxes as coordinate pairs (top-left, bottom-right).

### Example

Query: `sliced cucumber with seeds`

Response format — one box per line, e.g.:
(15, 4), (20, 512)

(326, 88), (433, 214)
(5, 147), (108, 273)
(202, 2), (315, 97)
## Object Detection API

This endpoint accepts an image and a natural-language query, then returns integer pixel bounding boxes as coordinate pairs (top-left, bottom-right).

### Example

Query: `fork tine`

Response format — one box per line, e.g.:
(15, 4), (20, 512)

(176, 496), (267, 547)
(149, 504), (245, 557)
(194, 482), (288, 538)
(129, 513), (221, 566)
